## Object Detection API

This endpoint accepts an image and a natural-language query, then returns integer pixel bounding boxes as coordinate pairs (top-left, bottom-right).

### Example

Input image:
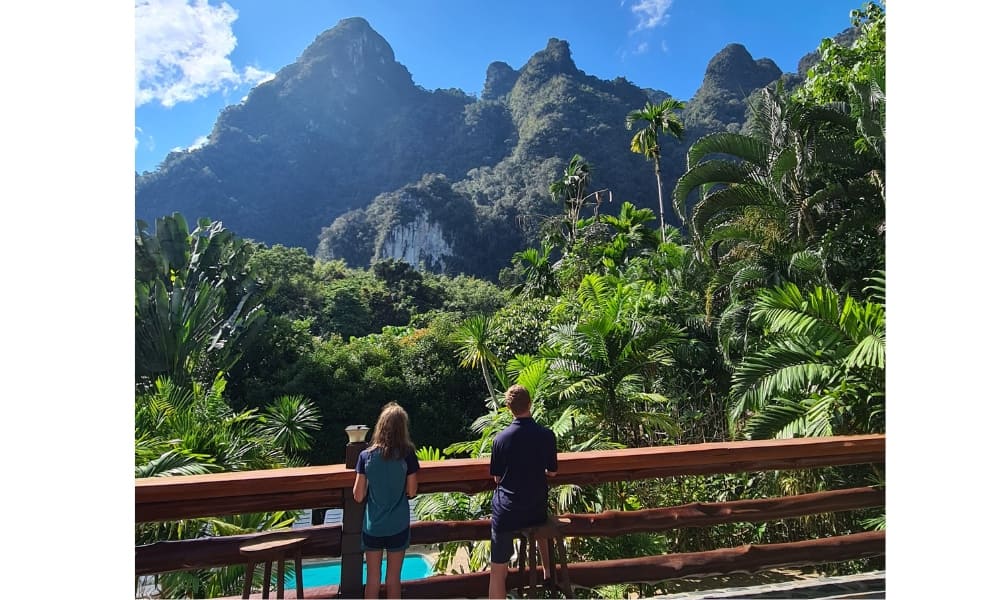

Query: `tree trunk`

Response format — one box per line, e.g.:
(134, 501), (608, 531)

(654, 157), (666, 243)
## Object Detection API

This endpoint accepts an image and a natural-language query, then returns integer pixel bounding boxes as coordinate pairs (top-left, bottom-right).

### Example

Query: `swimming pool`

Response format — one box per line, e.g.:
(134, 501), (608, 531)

(283, 555), (434, 588)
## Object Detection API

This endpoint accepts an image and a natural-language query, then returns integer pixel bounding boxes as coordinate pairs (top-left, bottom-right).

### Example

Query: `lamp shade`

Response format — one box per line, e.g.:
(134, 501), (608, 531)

(345, 425), (370, 444)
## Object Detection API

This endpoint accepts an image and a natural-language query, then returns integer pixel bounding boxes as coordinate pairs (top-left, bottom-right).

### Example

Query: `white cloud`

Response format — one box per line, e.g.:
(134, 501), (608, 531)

(187, 135), (210, 151)
(630, 0), (673, 32)
(243, 65), (275, 86)
(170, 134), (210, 154)
(635, 41), (650, 55)
(135, 0), (274, 107)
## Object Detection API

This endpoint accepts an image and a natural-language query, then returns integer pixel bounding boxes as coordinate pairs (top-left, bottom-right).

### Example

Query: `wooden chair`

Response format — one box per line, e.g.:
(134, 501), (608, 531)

(239, 532), (309, 599)
(514, 517), (574, 598)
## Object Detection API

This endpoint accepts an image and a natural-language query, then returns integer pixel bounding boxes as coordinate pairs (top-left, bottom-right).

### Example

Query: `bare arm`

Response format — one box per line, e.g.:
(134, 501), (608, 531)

(406, 472), (419, 498)
(353, 473), (367, 503)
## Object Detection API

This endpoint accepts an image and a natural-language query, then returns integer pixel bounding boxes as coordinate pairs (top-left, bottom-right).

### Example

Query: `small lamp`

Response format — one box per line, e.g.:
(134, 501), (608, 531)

(345, 425), (370, 444)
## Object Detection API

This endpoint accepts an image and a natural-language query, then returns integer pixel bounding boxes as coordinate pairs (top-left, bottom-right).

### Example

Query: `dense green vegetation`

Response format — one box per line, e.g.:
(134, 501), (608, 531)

(136, 4), (885, 598)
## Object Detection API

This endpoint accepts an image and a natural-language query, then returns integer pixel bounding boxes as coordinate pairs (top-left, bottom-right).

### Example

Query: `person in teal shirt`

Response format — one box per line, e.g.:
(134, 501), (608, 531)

(353, 402), (420, 599)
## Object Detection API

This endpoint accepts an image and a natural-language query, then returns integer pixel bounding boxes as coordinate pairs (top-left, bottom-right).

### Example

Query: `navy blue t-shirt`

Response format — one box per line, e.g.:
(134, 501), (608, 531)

(490, 417), (558, 532)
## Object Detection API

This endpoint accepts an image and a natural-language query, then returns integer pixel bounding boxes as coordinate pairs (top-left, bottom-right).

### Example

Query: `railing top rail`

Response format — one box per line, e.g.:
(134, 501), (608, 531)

(135, 434), (883, 523)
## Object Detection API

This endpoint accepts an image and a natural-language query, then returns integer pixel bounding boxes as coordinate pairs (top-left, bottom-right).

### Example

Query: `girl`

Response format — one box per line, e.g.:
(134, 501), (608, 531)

(353, 402), (420, 599)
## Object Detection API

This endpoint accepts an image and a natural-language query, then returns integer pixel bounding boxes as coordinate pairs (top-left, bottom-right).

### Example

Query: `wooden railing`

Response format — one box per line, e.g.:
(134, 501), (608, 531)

(135, 434), (885, 598)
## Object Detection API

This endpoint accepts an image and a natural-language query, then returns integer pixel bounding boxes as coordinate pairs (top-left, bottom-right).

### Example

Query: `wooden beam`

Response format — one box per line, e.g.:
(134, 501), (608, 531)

(397, 531), (886, 598)
(136, 526), (343, 576)
(136, 435), (884, 523)
(216, 531), (885, 599)
(138, 487), (882, 576)
(409, 486), (884, 543)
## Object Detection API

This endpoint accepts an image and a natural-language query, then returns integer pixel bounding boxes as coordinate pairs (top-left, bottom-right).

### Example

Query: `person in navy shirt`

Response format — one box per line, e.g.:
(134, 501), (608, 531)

(488, 385), (558, 599)
(353, 402), (420, 599)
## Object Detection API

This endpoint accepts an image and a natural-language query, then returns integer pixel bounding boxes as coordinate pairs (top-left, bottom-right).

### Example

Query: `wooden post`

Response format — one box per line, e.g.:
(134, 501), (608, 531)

(310, 508), (327, 526)
(340, 429), (368, 598)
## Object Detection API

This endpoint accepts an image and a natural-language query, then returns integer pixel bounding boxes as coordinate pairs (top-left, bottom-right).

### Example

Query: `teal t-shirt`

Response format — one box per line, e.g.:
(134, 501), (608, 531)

(356, 447), (420, 536)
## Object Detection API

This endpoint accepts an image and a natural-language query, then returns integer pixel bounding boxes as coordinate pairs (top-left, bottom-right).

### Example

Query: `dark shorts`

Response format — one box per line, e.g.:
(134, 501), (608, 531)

(490, 513), (546, 564)
(362, 528), (410, 552)
(491, 527), (517, 564)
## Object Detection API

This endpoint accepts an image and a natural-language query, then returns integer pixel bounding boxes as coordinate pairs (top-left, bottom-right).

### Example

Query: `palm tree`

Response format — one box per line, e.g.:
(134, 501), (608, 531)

(544, 274), (683, 446)
(135, 213), (266, 390)
(626, 98), (685, 242)
(453, 314), (500, 407)
(510, 242), (560, 298)
(136, 375), (321, 597)
(730, 281), (885, 439)
(549, 154), (592, 247)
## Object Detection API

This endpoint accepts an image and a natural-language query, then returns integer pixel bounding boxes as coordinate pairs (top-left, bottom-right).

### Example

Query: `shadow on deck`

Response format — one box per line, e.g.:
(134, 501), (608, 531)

(652, 570), (885, 599)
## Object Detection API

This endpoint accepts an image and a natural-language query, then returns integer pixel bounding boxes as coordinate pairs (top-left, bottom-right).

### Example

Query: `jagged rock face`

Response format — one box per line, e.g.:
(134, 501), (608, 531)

(482, 61), (518, 100)
(375, 208), (454, 271)
(138, 17), (828, 278)
(136, 17), (486, 252)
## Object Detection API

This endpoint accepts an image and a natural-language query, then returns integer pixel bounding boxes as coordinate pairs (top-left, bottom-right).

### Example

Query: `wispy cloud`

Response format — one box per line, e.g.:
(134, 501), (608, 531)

(135, 126), (155, 153)
(635, 42), (650, 55)
(629, 0), (673, 32)
(170, 134), (210, 155)
(135, 0), (274, 107)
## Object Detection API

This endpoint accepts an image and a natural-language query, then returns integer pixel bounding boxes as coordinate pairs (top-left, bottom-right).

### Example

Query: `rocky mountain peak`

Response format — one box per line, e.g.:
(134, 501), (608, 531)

(298, 17), (395, 70)
(701, 43), (781, 94)
(520, 38), (578, 80)
(482, 61), (518, 100)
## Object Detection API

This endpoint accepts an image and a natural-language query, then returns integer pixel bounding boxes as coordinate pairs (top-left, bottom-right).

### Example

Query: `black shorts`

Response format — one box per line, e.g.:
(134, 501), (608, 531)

(491, 527), (517, 565)
(362, 528), (410, 552)
(490, 513), (546, 564)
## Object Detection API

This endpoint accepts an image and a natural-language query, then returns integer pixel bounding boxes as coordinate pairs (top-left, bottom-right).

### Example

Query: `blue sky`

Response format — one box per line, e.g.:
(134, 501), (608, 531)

(135, 0), (864, 174)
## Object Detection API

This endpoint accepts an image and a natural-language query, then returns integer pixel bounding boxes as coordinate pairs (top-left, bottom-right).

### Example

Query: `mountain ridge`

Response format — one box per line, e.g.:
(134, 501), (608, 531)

(136, 17), (853, 279)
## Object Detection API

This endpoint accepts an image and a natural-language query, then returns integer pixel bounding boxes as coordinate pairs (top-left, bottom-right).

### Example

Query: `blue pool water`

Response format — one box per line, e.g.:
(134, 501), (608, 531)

(283, 555), (434, 588)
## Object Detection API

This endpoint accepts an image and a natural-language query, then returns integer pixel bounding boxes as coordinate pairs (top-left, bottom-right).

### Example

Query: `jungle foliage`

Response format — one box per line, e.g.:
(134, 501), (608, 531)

(136, 4), (885, 596)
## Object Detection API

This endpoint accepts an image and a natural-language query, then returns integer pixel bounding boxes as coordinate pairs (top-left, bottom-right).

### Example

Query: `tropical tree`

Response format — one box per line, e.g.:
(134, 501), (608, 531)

(135, 213), (267, 390)
(626, 98), (685, 242)
(793, 2), (886, 108)
(453, 314), (501, 407)
(671, 78), (884, 364)
(729, 281), (885, 439)
(509, 242), (560, 298)
(574, 201), (660, 276)
(136, 375), (321, 597)
(544, 274), (683, 447)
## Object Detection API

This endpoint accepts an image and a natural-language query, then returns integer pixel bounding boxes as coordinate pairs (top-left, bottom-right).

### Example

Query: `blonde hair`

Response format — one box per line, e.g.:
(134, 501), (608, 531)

(369, 402), (415, 460)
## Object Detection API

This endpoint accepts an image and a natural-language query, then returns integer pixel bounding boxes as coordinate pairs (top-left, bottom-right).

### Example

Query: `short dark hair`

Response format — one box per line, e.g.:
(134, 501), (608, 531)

(505, 385), (531, 414)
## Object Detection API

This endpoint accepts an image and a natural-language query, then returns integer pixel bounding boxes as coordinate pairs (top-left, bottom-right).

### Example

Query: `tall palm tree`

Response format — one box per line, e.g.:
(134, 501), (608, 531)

(453, 314), (500, 407)
(626, 98), (685, 242)
(549, 154), (592, 248)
